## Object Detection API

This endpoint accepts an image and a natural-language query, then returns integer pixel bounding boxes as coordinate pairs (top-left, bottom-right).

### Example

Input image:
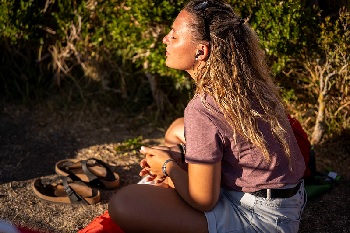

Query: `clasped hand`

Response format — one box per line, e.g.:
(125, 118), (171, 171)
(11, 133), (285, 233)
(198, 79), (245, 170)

(139, 145), (181, 184)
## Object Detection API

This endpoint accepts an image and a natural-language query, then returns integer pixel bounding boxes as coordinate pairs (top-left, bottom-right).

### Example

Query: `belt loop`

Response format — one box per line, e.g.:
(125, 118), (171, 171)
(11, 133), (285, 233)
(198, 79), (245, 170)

(267, 189), (271, 199)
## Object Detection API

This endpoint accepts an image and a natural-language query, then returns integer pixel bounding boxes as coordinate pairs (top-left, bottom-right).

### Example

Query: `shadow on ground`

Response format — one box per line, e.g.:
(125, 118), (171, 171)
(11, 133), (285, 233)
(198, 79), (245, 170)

(0, 106), (163, 184)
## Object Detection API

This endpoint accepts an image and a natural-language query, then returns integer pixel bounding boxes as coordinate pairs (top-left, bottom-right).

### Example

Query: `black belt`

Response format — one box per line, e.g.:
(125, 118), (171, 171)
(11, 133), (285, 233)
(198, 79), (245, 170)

(250, 181), (302, 199)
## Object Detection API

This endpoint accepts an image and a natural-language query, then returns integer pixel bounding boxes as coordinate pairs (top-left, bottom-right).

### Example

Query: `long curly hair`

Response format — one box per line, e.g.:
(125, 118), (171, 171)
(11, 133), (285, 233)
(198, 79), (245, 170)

(184, 0), (290, 161)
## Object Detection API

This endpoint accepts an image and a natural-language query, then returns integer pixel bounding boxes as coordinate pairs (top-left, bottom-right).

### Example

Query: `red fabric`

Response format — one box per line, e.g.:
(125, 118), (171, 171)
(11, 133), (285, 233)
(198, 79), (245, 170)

(78, 211), (125, 233)
(17, 228), (44, 233)
(288, 115), (311, 178)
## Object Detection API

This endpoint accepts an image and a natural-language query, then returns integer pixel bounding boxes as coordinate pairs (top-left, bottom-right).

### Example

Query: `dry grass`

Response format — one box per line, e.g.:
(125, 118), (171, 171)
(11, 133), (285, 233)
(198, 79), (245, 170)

(0, 104), (349, 233)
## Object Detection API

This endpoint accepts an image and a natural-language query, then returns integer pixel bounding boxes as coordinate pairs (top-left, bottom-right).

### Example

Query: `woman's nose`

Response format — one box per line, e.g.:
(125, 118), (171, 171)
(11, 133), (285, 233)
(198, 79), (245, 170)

(163, 34), (169, 44)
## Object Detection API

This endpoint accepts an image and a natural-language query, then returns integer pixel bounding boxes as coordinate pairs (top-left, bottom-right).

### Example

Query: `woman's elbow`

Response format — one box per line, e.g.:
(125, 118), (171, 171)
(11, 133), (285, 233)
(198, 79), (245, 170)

(192, 198), (218, 212)
(200, 204), (216, 212)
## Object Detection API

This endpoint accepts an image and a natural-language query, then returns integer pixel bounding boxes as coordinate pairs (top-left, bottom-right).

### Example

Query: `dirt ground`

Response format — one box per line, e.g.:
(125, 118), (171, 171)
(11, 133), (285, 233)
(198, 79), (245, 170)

(1, 105), (349, 233)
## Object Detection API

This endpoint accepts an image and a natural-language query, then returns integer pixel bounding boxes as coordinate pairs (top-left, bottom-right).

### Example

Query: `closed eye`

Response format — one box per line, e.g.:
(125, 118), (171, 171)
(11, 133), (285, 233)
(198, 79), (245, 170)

(169, 28), (177, 39)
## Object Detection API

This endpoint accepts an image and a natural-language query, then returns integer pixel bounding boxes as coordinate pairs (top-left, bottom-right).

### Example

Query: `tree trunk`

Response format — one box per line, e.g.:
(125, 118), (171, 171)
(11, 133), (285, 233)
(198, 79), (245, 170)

(143, 61), (172, 116)
(311, 92), (326, 145)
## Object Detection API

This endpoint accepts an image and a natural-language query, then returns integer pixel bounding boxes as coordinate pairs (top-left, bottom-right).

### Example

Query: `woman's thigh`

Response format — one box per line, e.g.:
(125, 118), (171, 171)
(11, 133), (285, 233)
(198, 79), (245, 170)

(108, 184), (208, 233)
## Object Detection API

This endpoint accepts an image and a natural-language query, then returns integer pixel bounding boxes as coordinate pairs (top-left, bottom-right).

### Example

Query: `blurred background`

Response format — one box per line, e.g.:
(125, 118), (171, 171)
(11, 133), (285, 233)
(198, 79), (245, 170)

(1, 0), (349, 150)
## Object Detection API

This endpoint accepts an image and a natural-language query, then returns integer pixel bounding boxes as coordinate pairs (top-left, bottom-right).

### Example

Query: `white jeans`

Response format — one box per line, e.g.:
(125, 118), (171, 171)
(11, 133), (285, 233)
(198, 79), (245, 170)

(205, 181), (307, 233)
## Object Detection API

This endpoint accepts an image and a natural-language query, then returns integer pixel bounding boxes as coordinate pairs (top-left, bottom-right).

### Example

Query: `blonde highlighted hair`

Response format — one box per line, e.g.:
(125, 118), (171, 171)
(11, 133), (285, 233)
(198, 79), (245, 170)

(185, 0), (291, 161)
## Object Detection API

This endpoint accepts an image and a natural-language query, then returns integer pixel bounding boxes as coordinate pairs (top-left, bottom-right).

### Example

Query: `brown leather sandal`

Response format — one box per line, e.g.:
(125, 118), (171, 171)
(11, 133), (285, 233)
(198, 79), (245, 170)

(32, 176), (100, 205)
(55, 158), (120, 189)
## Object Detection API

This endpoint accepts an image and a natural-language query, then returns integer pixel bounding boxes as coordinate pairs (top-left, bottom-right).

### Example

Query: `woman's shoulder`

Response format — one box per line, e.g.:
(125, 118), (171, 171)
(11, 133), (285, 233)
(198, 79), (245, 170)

(185, 93), (225, 124)
(187, 93), (219, 111)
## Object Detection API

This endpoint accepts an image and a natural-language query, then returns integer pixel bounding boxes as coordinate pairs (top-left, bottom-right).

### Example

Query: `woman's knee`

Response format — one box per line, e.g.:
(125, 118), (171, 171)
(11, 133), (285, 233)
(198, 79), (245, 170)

(108, 184), (139, 224)
(165, 117), (185, 145)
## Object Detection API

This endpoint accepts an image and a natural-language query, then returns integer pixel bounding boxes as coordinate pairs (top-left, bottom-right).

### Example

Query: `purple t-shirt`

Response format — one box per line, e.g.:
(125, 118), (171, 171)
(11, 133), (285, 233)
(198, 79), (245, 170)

(184, 94), (305, 192)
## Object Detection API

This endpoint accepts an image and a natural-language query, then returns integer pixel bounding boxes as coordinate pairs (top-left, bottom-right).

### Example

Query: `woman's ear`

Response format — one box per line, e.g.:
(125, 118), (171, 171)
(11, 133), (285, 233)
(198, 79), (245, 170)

(195, 50), (204, 60)
(195, 44), (209, 61)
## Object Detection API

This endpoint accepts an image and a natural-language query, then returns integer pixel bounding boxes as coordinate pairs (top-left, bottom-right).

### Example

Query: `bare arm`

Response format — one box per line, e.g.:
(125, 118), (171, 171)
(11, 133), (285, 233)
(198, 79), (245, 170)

(168, 161), (221, 212)
(140, 146), (221, 212)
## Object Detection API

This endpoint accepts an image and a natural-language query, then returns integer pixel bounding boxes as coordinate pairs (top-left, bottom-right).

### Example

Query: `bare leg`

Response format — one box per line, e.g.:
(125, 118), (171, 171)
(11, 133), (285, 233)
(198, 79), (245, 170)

(108, 184), (208, 233)
(165, 118), (185, 146)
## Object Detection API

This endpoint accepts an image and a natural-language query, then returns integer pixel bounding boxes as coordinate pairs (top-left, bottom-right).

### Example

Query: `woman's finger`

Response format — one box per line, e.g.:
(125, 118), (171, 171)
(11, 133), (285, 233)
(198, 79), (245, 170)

(139, 168), (150, 177)
(148, 170), (156, 177)
(139, 146), (149, 154)
(140, 159), (149, 168)
(155, 177), (166, 184)
(152, 145), (170, 151)
(140, 146), (163, 156)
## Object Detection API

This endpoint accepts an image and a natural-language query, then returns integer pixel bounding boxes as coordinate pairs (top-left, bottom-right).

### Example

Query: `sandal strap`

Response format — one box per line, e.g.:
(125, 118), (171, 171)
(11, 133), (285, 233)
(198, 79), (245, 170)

(81, 159), (115, 188)
(61, 176), (89, 204)
(93, 159), (116, 181)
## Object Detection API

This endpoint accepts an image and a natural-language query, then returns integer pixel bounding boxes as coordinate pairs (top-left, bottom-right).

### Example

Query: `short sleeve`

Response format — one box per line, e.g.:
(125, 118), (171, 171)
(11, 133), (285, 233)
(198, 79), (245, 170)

(184, 104), (224, 164)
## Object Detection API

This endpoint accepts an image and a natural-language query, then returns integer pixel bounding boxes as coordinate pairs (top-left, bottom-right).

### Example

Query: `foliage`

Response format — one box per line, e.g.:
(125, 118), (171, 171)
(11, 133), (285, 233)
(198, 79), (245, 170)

(115, 135), (143, 154)
(0, 0), (349, 137)
(225, 0), (320, 74)
(303, 7), (350, 143)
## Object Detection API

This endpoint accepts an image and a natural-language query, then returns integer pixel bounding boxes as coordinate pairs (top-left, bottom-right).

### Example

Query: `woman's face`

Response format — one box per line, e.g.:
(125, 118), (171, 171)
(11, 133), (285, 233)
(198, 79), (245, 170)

(162, 10), (197, 73)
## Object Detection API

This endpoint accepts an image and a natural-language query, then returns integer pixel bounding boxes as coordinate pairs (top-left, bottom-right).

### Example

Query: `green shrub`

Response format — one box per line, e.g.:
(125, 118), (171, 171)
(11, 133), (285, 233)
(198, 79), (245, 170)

(0, 0), (348, 134)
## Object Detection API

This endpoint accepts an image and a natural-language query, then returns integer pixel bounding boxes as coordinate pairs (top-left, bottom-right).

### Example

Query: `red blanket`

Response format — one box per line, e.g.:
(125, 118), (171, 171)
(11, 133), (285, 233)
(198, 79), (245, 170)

(78, 211), (125, 233)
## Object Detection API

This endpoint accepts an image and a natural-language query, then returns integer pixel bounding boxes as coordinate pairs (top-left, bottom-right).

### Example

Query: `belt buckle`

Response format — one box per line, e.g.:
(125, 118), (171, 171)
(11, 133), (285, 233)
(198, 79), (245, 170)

(266, 189), (271, 199)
